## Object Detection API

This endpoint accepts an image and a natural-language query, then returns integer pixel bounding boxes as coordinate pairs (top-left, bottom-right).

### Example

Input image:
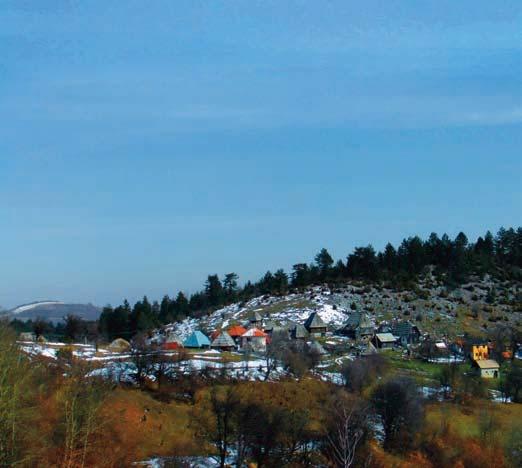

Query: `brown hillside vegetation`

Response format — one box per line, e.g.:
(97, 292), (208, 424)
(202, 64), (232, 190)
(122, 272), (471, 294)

(2, 321), (521, 467)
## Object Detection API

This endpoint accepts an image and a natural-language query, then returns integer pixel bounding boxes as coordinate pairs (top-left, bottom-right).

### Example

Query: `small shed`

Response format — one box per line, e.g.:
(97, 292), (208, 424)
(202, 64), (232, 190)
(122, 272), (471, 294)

(211, 331), (236, 351)
(183, 331), (211, 349)
(240, 328), (267, 352)
(474, 359), (500, 379)
(304, 312), (327, 337)
(373, 333), (397, 349)
(108, 338), (131, 353)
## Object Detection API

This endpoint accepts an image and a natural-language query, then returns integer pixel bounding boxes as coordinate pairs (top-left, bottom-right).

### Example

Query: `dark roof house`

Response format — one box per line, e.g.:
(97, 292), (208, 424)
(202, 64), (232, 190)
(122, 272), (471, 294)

(304, 312), (327, 336)
(392, 321), (421, 346)
(338, 312), (374, 340)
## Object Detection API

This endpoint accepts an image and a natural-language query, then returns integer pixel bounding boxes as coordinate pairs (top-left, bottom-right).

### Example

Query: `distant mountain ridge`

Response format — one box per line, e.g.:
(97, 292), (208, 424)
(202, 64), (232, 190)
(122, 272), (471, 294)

(6, 301), (101, 322)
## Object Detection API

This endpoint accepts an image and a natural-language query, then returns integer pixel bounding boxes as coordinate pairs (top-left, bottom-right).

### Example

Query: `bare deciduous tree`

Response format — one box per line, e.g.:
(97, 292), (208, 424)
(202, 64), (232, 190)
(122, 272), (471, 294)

(326, 399), (368, 468)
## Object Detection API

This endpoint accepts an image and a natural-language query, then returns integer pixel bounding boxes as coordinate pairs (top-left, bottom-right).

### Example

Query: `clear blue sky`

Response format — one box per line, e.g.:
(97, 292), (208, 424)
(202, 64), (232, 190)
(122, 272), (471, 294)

(1, 1), (521, 308)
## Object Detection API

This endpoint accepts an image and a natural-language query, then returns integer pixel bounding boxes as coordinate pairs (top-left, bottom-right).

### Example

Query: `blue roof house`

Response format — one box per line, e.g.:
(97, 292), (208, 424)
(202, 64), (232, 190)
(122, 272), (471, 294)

(183, 331), (211, 348)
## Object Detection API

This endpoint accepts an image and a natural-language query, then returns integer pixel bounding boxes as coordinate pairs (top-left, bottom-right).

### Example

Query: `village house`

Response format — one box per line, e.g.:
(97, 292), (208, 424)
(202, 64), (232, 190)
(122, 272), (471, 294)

(227, 324), (247, 345)
(240, 328), (268, 353)
(373, 332), (397, 349)
(183, 331), (211, 349)
(391, 320), (421, 346)
(338, 311), (374, 340)
(211, 331), (236, 351)
(474, 359), (500, 379)
(304, 312), (327, 337)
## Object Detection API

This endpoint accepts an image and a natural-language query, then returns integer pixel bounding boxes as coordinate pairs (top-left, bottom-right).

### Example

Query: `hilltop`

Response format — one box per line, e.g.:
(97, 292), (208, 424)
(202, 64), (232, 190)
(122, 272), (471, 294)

(166, 271), (521, 342)
(6, 301), (101, 322)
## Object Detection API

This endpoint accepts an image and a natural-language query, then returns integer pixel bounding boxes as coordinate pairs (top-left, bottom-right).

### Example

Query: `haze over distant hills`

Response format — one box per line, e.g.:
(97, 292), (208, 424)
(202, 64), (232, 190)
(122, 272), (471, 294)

(4, 301), (102, 323)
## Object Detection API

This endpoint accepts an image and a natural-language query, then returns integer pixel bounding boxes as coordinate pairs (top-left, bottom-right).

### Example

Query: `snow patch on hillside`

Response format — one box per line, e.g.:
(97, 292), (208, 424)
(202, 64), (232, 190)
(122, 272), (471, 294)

(11, 301), (64, 314)
(163, 289), (350, 339)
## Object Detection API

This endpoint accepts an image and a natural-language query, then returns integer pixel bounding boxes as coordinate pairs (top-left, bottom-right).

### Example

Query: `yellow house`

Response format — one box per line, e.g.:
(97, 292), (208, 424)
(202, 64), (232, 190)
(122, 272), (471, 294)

(475, 359), (500, 379)
(472, 344), (489, 361)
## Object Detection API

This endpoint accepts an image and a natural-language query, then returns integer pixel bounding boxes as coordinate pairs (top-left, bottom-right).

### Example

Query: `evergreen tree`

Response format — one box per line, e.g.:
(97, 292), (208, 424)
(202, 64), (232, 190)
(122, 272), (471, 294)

(159, 295), (171, 323)
(273, 269), (289, 295)
(315, 248), (334, 278)
(381, 243), (398, 274)
(291, 263), (311, 287)
(347, 246), (379, 280)
(223, 273), (239, 301)
(205, 275), (224, 307)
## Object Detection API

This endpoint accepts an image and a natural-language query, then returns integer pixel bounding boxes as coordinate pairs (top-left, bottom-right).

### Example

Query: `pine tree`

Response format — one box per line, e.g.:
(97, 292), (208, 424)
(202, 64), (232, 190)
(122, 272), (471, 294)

(315, 248), (334, 279)
(205, 275), (224, 307)
(223, 273), (239, 301)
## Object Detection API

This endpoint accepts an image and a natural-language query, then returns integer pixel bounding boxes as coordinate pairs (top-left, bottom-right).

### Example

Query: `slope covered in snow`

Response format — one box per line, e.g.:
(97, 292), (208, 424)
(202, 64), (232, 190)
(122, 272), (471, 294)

(8, 301), (102, 321)
(10, 301), (65, 314)
(164, 286), (351, 340)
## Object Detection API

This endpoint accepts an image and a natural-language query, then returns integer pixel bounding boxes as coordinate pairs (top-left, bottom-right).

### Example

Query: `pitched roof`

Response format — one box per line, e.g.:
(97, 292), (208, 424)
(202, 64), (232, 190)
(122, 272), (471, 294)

(392, 321), (417, 337)
(263, 320), (276, 331)
(375, 333), (397, 343)
(211, 331), (236, 348)
(227, 325), (247, 337)
(344, 311), (362, 329)
(183, 331), (211, 347)
(293, 323), (309, 339)
(304, 312), (326, 330)
(475, 359), (500, 369)
(242, 327), (267, 338)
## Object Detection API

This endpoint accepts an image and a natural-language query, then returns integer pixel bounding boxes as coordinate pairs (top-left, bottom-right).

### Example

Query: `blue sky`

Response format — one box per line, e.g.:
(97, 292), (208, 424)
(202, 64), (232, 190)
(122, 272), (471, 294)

(1, 1), (521, 308)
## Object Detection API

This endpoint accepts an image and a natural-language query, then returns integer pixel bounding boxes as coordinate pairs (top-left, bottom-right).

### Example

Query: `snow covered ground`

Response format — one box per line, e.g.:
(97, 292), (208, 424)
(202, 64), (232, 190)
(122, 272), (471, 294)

(10, 301), (64, 314)
(164, 289), (351, 342)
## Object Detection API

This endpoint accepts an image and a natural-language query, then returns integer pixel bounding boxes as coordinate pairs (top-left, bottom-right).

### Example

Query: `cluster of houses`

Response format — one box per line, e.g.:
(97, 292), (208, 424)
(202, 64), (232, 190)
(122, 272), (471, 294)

(159, 309), (426, 357)
(160, 309), (515, 382)
(160, 310), (332, 354)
